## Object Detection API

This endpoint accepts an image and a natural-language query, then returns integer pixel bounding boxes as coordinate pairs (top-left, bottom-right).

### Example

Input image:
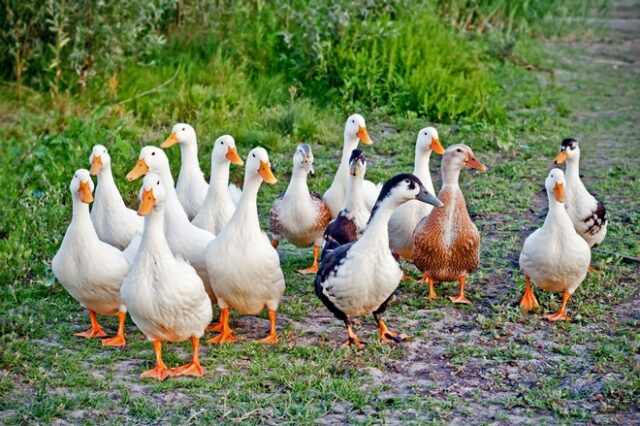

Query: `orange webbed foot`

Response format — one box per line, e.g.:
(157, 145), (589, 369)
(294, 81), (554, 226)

(172, 361), (204, 377)
(205, 322), (222, 332)
(449, 294), (472, 304)
(101, 334), (126, 347)
(519, 284), (540, 313)
(257, 334), (279, 344)
(342, 337), (365, 348)
(298, 265), (318, 275)
(544, 311), (571, 322)
(207, 331), (238, 344)
(74, 327), (107, 339)
(140, 366), (174, 381)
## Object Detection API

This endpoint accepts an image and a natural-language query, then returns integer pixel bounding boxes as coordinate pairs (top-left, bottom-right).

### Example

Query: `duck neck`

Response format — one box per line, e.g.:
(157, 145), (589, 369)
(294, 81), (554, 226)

(179, 141), (203, 177)
(71, 195), (92, 224)
(96, 164), (126, 207)
(564, 156), (580, 182)
(413, 149), (435, 194)
(334, 136), (359, 189)
(544, 197), (573, 230)
(157, 168), (190, 223)
(140, 204), (170, 253)
(345, 173), (366, 212)
(209, 159), (231, 194)
(441, 160), (461, 189)
(286, 167), (310, 198)
(233, 175), (262, 230)
(360, 197), (396, 246)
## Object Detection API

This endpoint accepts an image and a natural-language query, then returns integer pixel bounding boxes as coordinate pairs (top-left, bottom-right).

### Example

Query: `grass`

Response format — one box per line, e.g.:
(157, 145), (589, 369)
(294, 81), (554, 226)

(1, 0), (639, 424)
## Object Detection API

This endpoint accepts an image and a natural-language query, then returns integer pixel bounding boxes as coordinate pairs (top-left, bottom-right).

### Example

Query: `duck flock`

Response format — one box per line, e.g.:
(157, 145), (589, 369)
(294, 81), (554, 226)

(52, 114), (607, 380)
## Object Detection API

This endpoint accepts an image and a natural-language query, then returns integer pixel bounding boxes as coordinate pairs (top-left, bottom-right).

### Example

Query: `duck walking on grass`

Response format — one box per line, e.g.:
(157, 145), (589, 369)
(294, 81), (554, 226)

(121, 174), (212, 380)
(519, 168), (591, 321)
(270, 144), (331, 274)
(315, 174), (442, 347)
(412, 144), (487, 304)
(52, 169), (130, 347)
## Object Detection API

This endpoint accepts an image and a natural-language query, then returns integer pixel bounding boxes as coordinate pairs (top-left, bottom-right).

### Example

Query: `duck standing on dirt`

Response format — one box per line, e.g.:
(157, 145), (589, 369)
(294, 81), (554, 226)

(554, 138), (607, 249)
(121, 174), (212, 380)
(52, 169), (130, 347)
(315, 174), (443, 346)
(322, 149), (370, 255)
(519, 168), (591, 321)
(412, 144), (487, 304)
(270, 144), (331, 274)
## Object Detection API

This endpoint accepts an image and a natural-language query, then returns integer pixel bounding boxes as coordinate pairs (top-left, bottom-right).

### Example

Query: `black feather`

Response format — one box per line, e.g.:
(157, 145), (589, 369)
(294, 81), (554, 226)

(369, 173), (423, 219)
(314, 243), (354, 321)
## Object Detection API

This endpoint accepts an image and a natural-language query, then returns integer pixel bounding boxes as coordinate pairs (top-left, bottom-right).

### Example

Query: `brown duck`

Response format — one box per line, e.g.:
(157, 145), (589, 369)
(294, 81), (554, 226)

(412, 144), (487, 304)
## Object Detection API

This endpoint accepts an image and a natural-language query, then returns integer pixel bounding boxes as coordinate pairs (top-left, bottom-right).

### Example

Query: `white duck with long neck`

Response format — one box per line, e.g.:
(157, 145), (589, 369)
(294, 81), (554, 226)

(323, 114), (380, 217)
(127, 146), (215, 301)
(161, 123), (209, 220)
(52, 169), (130, 346)
(88, 144), (143, 250)
(519, 168), (591, 321)
(192, 135), (244, 234)
(388, 127), (444, 260)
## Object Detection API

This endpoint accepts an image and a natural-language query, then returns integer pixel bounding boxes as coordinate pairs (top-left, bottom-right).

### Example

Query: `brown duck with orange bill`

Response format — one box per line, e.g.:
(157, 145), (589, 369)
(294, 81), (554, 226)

(412, 144), (487, 304)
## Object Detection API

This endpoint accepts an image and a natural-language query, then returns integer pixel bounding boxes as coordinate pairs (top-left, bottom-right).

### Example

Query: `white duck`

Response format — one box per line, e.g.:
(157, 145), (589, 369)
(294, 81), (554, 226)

(323, 114), (380, 217)
(192, 135), (244, 234)
(52, 169), (129, 347)
(89, 144), (143, 249)
(519, 168), (591, 321)
(126, 147), (216, 302)
(206, 148), (285, 344)
(315, 174), (442, 346)
(554, 138), (607, 249)
(121, 174), (212, 380)
(161, 123), (209, 220)
(388, 127), (444, 260)
(269, 144), (331, 274)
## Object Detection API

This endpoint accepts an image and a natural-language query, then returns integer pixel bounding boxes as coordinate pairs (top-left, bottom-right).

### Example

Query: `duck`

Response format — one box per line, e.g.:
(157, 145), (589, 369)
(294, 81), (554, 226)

(52, 169), (129, 347)
(89, 144), (143, 249)
(126, 147), (216, 303)
(121, 173), (212, 380)
(315, 174), (442, 346)
(269, 144), (331, 274)
(412, 144), (487, 304)
(161, 123), (209, 220)
(322, 149), (370, 255)
(554, 138), (607, 249)
(192, 135), (244, 234)
(519, 168), (591, 321)
(205, 147), (285, 344)
(323, 114), (380, 217)
(388, 127), (445, 260)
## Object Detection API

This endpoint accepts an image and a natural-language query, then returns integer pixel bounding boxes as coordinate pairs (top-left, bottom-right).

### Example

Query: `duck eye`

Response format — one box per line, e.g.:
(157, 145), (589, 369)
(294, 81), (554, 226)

(456, 148), (462, 153)
(181, 127), (185, 131)
(404, 179), (410, 184)
(157, 180), (160, 185)
(220, 141), (223, 145)
(152, 152), (155, 156)
(352, 120), (355, 123)
(252, 153), (256, 158)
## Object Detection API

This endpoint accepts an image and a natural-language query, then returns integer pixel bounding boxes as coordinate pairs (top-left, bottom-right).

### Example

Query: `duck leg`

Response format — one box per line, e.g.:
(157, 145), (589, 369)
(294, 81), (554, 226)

(418, 274), (438, 300)
(74, 309), (107, 338)
(140, 340), (173, 381)
(519, 275), (540, 313)
(271, 239), (279, 249)
(173, 336), (204, 377)
(298, 246), (320, 274)
(544, 290), (571, 321)
(207, 308), (238, 344)
(102, 311), (127, 347)
(205, 310), (224, 333)
(449, 276), (472, 304)
(373, 313), (405, 343)
(258, 310), (279, 344)
(342, 319), (364, 348)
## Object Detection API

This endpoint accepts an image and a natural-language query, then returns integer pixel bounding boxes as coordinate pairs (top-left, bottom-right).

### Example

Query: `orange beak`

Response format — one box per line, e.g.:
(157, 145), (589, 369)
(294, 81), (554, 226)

(226, 146), (244, 165)
(138, 189), (156, 216)
(161, 132), (179, 148)
(430, 138), (445, 155)
(258, 160), (277, 184)
(79, 181), (93, 204)
(90, 155), (103, 175)
(356, 125), (373, 145)
(554, 182), (565, 203)
(464, 155), (487, 171)
(127, 158), (149, 181)
(554, 150), (567, 164)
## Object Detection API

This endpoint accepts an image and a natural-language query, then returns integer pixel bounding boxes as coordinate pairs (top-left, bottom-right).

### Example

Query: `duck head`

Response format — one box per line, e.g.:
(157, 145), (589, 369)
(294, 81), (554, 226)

(348, 149), (367, 177)
(443, 144), (487, 172)
(370, 173), (443, 216)
(89, 145), (111, 176)
(245, 147), (277, 184)
(161, 123), (197, 149)
(344, 114), (372, 145)
(127, 146), (170, 181)
(293, 143), (314, 175)
(416, 127), (445, 155)
(545, 168), (566, 203)
(213, 135), (243, 165)
(137, 173), (167, 216)
(70, 169), (95, 204)
(554, 138), (580, 165)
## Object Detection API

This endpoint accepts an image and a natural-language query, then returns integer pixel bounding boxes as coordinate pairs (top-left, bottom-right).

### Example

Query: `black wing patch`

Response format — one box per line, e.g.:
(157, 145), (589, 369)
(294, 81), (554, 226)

(314, 242), (354, 322)
(584, 200), (607, 237)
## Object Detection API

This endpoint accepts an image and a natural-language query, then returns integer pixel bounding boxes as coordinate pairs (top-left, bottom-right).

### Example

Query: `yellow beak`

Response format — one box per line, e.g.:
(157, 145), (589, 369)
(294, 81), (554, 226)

(554, 151), (567, 164)
(356, 125), (373, 145)
(464, 155), (487, 171)
(90, 155), (103, 175)
(258, 160), (277, 184)
(554, 182), (565, 203)
(127, 159), (149, 181)
(138, 189), (156, 216)
(79, 181), (93, 204)
(430, 138), (445, 155)
(161, 132), (179, 148)
(226, 146), (244, 165)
